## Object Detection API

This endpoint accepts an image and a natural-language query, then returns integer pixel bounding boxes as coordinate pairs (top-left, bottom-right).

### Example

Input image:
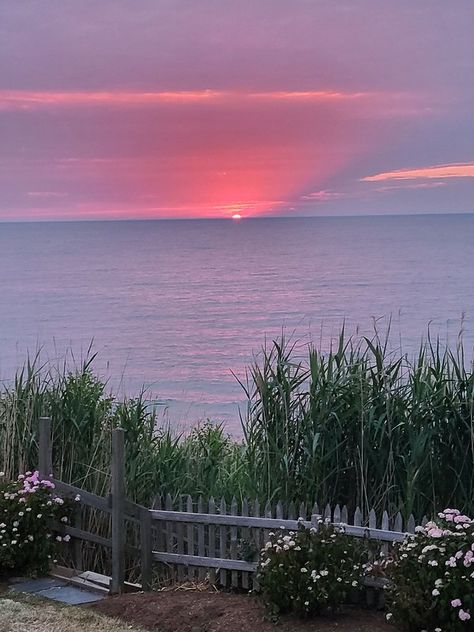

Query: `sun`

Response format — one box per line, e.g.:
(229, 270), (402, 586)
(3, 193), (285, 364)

(231, 213), (242, 220)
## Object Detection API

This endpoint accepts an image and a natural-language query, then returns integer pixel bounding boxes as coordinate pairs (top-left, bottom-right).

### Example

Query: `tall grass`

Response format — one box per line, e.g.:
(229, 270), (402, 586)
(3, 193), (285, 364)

(0, 327), (472, 521)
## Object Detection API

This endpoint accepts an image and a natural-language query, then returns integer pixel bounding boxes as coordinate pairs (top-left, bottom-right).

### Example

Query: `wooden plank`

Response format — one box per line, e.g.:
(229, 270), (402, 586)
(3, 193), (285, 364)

(299, 502), (307, 521)
(407, 514), (416, 534)
(381, 511), (389, 557)
(369, 508), (377, 529)
(288, 501), (296, 520)
(208, 497), (217, 585)
(341, 524), (406, 542)
(152, 551), (257, 573)
(252, 499), (261, 568)
(55, 524), (111, 548)
(52, 480), (110, 513)
(140, 507), (152, 591)
(353, 507), (362, 526)
(72, 503), (82, 572)
(341, 505), (348, 524)
(324, 503), (332, 522)
(394, 512), (403, 532)
(230, 497), (239, 587)
(197, 497), (206, 582)
(176, 497), (185, 582)
(149, 509), (310, 530)
(111, 428), (125, 594)
(263, 499), (272, 547)
(38, 417), (53, 479)
(333, 504), (341, 524)
(186, 495), (195, 582)
(241, 498), (249, 590)
(219, 498), (227, 586)
(166, 494), (175, 581)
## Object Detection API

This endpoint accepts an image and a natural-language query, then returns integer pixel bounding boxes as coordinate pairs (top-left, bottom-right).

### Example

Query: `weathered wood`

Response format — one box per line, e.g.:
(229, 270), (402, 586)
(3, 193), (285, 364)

(354, 506), (363, 526)
(394, 511), (403, 532)
(381, 511), (390, 557)
(341, 505), (348, 524)
(152, 551), (257, 572)
(219, 498), (227, 586)
(333, 504), (341, 524)
(38, 417), (53, 479)
(176, 497), (185, 582)
(369, 509), (377, 529)
(140, 507), (152, 591)
(52, 479), (110, 513)
(341, 524), (406, 542)
(72, 503), (83, 571)
(110, 428), (125, 594)
(252, 498), (261, 563)
(57, 524), (111, 548)
(149, 509), (310, 530)
(263, 499), (273, 546)
(208, 497), (217, 585)
(324, 503), (332, 522)
(186, 495), (195, 582)
(407, 514), (416, 534)
(241, 498), (250, 590)
(230, 497), (239, 587)
(287, 501), (296, 520)
(197, 497), (206, 581)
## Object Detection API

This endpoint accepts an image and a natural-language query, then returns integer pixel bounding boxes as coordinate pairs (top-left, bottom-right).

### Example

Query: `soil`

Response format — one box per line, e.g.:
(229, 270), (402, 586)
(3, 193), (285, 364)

(94, 590), (396, 632)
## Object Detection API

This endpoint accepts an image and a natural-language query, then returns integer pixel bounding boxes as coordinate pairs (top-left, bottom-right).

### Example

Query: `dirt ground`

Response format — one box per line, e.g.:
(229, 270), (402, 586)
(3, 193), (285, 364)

(94, 590), (396, 632)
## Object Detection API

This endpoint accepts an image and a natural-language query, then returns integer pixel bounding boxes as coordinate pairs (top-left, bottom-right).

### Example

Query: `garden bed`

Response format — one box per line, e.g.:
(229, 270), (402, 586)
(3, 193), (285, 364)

(94, 590), (395, 632)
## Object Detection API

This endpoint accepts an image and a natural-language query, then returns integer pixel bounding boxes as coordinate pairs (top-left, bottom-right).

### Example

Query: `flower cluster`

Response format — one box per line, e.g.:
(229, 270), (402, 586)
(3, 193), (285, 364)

(385, 508), (473, 631)
(255, 520), (366, 617)
(0, 470), (75, 576)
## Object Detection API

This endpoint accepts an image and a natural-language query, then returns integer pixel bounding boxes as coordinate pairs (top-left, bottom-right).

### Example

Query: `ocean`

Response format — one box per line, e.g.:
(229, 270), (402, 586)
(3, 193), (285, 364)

(1, 214), (473, 432)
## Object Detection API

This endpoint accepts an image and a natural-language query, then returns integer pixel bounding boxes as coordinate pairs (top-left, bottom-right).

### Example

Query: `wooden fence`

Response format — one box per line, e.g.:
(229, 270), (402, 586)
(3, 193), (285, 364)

(37, 418), (417, 594)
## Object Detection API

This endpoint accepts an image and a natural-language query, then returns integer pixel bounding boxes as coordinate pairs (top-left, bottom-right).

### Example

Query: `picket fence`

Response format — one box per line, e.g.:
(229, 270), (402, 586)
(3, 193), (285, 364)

(37, 418), (420, 595)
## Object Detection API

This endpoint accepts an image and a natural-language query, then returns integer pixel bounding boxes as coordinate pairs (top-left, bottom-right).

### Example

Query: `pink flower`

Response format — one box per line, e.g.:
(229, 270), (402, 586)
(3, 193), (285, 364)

(451, 599), (462, 608)
(458, 609), (471, 621)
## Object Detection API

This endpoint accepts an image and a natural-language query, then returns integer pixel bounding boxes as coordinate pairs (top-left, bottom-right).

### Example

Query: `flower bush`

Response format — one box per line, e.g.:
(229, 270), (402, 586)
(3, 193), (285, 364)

(385, 509), (473, 631)
(255, 521), (366, 617)
(0, 470), (75, 576)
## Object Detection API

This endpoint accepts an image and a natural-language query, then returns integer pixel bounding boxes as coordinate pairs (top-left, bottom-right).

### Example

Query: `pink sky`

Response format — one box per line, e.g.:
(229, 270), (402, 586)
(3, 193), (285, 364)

(0, 0), (473, 220)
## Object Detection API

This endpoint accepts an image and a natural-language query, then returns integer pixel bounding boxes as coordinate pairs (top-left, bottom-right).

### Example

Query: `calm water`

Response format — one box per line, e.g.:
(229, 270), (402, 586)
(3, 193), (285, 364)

(1, 215), (473, 432)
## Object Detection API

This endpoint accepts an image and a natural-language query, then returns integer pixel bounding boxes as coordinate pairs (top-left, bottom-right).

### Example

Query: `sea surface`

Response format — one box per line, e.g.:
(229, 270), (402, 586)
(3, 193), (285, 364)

(1, 214), (473, 433)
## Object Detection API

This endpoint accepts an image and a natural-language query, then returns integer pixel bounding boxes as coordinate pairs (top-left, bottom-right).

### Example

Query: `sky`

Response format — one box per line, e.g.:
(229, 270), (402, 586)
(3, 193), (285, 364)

(0, 0), (473, 220)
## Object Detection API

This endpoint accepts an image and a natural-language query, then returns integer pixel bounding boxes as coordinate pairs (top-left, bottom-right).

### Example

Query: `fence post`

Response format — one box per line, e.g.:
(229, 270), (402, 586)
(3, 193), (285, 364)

(140, 507), (152, 591)
(38, 416), (53, 479)
(111, 428), (125, 594)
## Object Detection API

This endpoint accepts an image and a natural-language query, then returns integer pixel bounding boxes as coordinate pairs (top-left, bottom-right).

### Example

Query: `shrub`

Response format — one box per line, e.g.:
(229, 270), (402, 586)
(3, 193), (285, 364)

(255, 521), (366, 617)
(386, 509), (473, 631)
(0, 471), (75, 576)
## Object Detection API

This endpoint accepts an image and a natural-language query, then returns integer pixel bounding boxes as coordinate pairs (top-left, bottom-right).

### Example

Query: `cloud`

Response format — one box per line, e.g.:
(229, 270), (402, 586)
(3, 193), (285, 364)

(300, 190), (344, 201)
(0, 89), (381, 111)
(362, 162), (474, 182)
(375, 182), (448, 192)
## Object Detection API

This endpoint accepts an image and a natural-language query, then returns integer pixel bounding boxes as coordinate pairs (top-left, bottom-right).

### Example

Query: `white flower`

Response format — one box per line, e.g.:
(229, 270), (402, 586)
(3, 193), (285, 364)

(432, 589), (440, 596)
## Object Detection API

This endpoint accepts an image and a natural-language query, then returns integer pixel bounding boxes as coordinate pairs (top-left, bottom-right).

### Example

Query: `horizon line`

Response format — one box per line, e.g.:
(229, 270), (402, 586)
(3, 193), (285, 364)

(0, 210), (474, 225)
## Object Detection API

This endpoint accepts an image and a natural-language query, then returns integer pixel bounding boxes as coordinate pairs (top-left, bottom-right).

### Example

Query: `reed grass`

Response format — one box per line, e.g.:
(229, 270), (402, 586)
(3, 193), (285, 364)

(0, 327), (472, 522)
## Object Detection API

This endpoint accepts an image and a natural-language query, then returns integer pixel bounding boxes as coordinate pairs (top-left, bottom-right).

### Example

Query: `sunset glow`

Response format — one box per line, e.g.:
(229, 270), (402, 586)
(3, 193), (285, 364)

(0, 1), (473, 220)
